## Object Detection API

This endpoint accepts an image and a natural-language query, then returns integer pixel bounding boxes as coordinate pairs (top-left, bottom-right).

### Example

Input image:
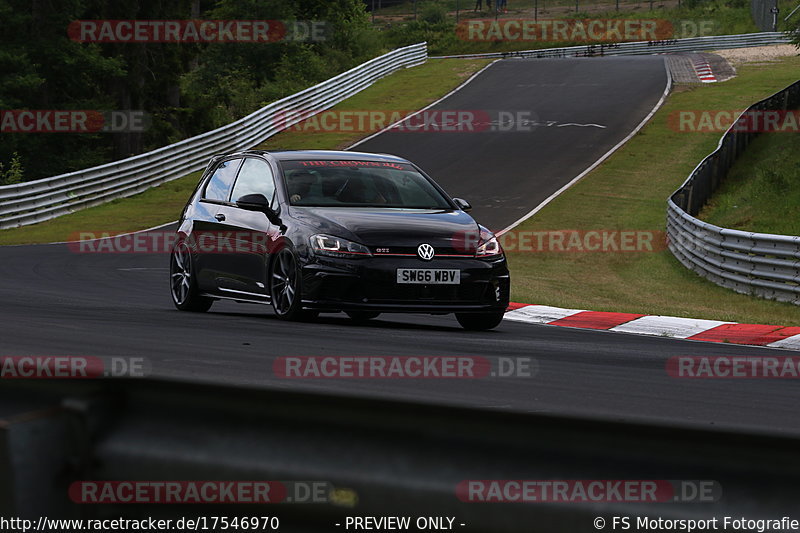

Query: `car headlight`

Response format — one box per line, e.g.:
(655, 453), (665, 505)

(476, 235), (503, 258)
(310, 234), (371, 258)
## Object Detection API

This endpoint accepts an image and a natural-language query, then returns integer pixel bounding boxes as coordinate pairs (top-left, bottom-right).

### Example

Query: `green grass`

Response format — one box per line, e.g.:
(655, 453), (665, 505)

(699, 130), (800, 235)
(0, 173), (203, 245)
(506, 54), (800, 326)
(0, 58), (491, 246)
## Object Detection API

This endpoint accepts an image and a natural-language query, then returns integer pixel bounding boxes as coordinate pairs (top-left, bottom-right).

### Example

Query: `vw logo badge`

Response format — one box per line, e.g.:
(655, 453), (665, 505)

(417, 243), (435, 261)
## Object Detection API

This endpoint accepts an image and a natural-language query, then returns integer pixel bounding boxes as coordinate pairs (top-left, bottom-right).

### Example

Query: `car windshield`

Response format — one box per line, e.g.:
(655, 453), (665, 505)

(280, 160), (452, 209)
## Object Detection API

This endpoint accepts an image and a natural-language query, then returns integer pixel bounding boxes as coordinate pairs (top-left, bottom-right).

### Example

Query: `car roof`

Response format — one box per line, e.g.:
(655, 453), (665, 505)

(234, 149), (410, 163)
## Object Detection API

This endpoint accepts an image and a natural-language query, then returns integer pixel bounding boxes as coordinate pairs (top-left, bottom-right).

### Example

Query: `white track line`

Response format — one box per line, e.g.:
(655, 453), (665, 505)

(2, 220), (179, 247)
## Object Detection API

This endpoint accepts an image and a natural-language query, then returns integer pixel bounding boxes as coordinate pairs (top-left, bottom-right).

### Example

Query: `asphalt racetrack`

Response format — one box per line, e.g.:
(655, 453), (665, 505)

(354, 56), (669, 231)
(3, 57), (798, 435)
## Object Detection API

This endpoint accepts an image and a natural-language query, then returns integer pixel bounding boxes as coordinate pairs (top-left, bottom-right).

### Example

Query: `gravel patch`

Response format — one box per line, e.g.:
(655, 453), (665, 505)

(714, 44), (798, 65)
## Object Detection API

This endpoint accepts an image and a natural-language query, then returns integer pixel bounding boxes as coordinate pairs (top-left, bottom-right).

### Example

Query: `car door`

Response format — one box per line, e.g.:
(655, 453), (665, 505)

(218, 156), (281, 298)
(193, 157), (243, 292)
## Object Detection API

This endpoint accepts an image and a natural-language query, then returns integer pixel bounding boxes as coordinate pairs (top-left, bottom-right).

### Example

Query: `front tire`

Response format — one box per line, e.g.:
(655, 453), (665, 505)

(455, 311), (504, 331)
(170, 240), (213, 312)
(270, 247), (314, 321)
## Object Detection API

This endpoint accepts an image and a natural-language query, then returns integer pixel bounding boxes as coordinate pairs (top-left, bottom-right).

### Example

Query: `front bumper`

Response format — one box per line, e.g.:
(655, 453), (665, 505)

(300, 255), (510, 313)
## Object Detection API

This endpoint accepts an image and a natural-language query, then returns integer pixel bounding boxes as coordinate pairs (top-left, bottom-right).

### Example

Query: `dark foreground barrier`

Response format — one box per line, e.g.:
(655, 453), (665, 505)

(2, 378), (800, 532)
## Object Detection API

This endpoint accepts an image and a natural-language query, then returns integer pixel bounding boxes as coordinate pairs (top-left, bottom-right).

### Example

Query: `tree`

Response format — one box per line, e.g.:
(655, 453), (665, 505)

(0, 0), (126, 180)
(0, 0), (384, 182)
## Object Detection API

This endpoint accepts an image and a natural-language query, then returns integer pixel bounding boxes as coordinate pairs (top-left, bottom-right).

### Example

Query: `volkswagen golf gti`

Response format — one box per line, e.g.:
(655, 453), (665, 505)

(169, 150), (510, 330)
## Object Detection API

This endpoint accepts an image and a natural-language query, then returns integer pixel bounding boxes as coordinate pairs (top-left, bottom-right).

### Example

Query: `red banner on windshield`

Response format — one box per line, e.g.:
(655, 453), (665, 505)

(293, 160), (409, 170)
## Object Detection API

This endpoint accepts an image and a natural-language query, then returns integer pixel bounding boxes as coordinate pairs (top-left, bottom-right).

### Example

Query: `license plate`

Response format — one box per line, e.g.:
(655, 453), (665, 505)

(396, 269), (460, 285)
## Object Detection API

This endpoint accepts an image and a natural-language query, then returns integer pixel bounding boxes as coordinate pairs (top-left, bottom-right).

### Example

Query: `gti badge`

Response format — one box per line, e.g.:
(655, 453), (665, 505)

(417, 243), (435, 261)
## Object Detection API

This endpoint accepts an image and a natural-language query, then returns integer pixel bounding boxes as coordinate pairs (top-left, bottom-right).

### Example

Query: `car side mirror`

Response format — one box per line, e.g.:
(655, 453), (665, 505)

(453, 197), (472, 212)
(236, 194), (285, 231)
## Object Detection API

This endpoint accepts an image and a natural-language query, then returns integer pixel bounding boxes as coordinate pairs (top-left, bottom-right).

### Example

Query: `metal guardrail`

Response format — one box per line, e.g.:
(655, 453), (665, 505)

(0, 43), (427, 230)
(431, 31), (791, 59)
(667, 80), (800, 305)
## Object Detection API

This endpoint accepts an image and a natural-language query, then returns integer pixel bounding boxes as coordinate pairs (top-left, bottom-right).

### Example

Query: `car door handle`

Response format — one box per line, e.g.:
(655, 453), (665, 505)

(214, 213), (226, 222)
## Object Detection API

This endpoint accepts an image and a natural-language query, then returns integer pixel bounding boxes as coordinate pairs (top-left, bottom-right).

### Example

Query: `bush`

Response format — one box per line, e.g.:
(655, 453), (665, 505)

(384, 19), (454, 50)
(420, 2), (447, 24)
(0, 153), (23, 185)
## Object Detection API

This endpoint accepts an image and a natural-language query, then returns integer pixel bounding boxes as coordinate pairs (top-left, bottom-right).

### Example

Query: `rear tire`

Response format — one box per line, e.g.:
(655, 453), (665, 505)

(170, 240), (213, 313)
(455, 311), (504, 331)
(346, 311), (380, 323)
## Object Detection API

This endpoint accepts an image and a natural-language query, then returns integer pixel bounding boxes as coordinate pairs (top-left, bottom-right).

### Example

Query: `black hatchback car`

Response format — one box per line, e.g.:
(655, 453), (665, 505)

(170, 150), (510, 330)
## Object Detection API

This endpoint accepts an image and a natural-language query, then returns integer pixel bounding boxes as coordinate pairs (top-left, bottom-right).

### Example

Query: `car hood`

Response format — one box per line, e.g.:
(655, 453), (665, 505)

(291, 207), (481, 249)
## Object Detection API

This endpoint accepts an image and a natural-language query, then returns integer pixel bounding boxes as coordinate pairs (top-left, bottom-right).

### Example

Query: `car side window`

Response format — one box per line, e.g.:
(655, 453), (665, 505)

(231, 158), (277, 207)
(203, 158), (242, 202)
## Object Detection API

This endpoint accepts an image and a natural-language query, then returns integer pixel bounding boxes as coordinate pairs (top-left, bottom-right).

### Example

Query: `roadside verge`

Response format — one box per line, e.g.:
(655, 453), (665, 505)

(506, 53), (800, 327)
